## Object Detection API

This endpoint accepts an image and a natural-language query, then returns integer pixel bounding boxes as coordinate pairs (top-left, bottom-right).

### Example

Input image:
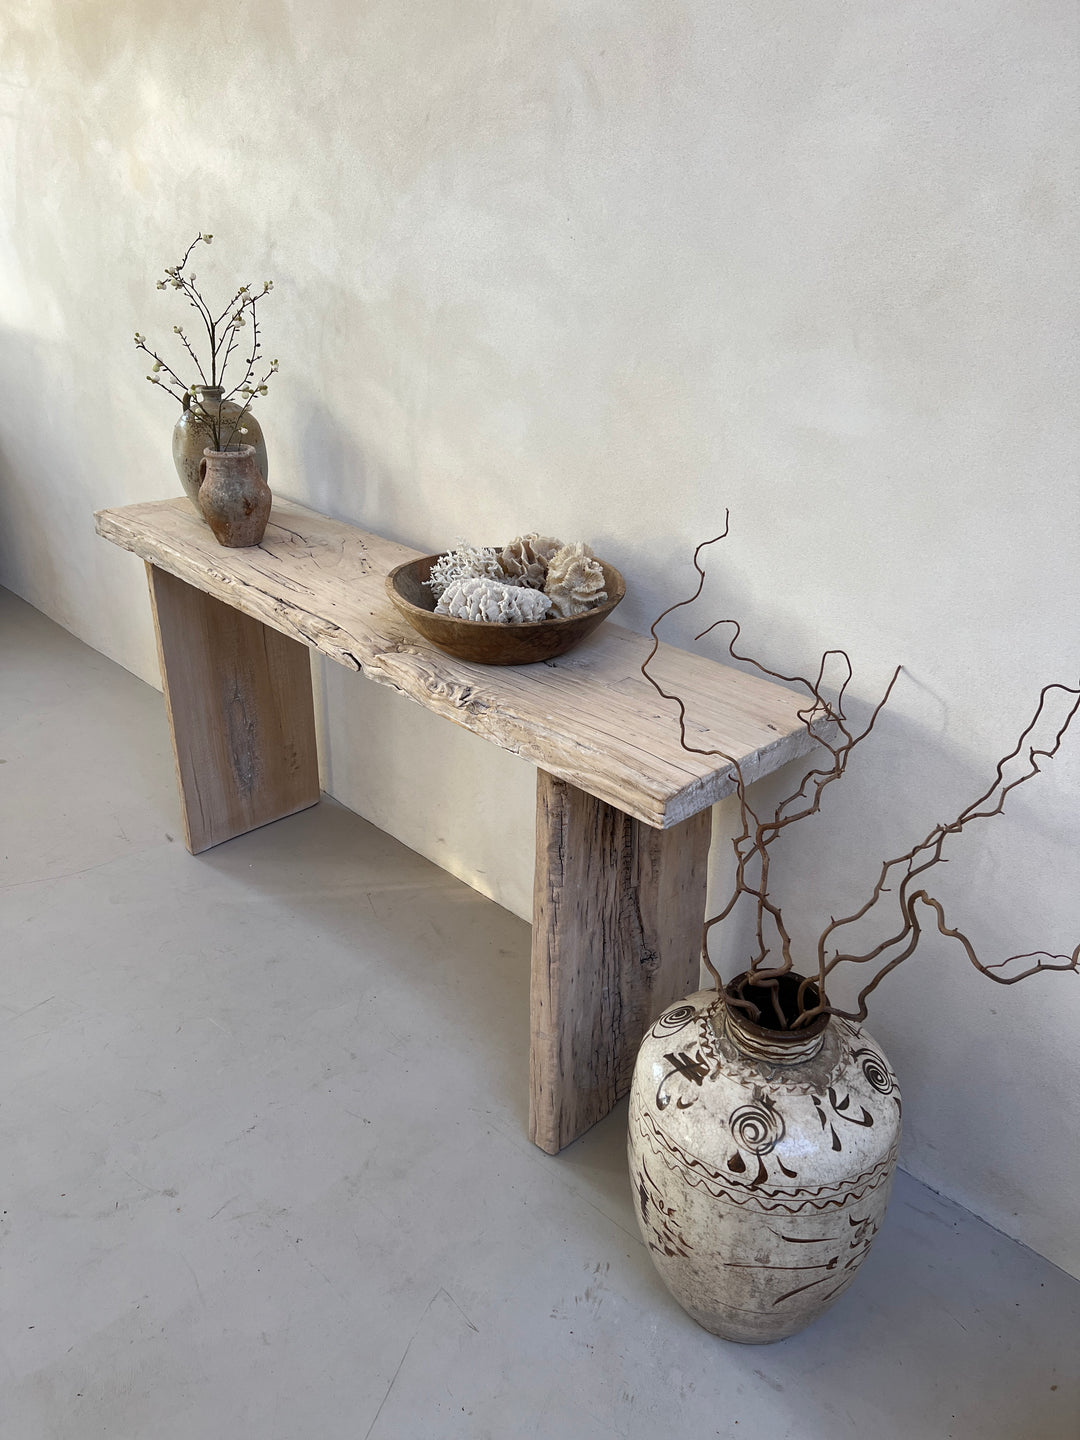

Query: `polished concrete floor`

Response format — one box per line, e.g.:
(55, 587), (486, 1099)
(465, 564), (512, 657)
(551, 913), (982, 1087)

(1, 584), (1078, 1440)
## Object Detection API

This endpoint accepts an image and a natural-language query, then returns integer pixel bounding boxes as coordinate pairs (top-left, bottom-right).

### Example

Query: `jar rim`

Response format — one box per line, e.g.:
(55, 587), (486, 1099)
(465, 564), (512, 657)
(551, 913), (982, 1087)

(722, 970), (830, 1043)
(201, 442), (257, 458)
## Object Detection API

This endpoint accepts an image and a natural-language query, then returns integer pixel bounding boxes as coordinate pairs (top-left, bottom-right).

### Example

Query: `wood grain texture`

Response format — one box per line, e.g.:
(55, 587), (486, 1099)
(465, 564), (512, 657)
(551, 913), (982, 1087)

(97, 498), (826, 829)
(147, 563), (320, 853)
(529, 770), (712, 1154)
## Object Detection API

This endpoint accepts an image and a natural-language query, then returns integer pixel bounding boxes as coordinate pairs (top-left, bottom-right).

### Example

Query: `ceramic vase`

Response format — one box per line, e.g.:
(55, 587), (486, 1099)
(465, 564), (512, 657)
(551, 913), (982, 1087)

(173, 386), (268, 509)
(197, 444), (272, 548)
(628, 975), (901, 1344)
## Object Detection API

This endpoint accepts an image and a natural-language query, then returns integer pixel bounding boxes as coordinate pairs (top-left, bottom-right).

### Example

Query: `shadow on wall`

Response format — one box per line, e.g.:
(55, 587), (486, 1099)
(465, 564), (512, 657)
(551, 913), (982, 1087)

(289, 388), (448, 559)
(287, 382), (410, 548)
(313, 650), (537, 921)
(0, 329), (75, 615)
(293, 395), (372, 523)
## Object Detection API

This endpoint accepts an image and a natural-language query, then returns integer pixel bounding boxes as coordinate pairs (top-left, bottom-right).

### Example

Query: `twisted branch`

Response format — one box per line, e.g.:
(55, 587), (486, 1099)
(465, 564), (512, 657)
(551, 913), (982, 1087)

(645, 526), (1080, 1029)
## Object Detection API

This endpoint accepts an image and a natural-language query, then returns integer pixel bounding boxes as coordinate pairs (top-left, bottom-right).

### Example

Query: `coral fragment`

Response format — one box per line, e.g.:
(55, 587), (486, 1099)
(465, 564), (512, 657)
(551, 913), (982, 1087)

(435, 575), (554, 624)
(499, 533), (565, 589)
(544, 542), (608, 617)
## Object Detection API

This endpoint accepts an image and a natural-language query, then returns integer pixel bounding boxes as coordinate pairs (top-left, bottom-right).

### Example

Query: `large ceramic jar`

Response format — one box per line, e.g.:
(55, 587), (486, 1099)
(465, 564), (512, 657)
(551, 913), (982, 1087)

(173, 386), (268, 509)
(628, 977), (901, 1344)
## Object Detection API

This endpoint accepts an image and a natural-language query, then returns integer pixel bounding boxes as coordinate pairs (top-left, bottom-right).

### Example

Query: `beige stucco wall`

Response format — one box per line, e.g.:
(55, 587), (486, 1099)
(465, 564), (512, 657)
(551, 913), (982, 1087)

(2, 2), (1078, 1275)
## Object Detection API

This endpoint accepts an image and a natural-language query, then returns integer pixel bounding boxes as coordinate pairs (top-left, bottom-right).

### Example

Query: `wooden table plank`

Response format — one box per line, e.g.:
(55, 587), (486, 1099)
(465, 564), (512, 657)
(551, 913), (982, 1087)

(530, 772), (712, 1153)
(146, 563), (321, 853)
(95, 496), (820, 829)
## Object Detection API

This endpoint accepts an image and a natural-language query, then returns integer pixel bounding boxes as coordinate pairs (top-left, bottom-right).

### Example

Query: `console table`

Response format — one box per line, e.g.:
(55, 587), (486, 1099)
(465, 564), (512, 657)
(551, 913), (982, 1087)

(95, 497), (819, 1153)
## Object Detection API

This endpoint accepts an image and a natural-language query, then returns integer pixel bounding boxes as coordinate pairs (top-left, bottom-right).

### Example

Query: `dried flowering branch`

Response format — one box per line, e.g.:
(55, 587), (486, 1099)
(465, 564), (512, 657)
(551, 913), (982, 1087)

(133, 233), (279, 452)
(642, 525), (1080, 1031)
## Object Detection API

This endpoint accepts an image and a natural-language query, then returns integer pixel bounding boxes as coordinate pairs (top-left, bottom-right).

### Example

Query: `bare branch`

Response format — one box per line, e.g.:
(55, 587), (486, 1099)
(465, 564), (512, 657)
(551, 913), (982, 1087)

(646, 527), (1080, 1031)
(822, 682), (1080, 977)
(137, 236), (275, 447)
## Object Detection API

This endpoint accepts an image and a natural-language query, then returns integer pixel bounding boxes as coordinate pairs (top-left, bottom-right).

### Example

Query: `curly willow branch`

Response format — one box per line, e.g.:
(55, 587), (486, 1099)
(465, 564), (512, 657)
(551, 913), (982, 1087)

(645, 528), (1080, 1029)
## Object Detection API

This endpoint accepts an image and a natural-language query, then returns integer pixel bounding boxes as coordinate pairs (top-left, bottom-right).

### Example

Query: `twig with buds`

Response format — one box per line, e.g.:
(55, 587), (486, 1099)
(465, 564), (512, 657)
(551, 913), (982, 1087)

(134, 234), (279, 452)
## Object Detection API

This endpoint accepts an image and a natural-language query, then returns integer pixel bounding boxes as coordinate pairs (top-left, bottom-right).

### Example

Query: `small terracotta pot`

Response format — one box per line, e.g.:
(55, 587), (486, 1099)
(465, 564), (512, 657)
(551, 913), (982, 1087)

(198, 444), (272, 548)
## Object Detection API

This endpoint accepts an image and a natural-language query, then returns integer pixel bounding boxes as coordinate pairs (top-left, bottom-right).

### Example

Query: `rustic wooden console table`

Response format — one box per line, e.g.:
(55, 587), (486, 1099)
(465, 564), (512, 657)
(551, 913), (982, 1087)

(95, 497), (818, 1153)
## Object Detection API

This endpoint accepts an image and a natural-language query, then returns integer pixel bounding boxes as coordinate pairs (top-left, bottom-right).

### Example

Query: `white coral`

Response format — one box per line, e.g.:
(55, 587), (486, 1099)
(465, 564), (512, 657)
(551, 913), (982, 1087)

(435, 575), (553, 624)
(425, 540), (505, 600)
(499, 533), (564, 589)
(544, 542), (608, 617)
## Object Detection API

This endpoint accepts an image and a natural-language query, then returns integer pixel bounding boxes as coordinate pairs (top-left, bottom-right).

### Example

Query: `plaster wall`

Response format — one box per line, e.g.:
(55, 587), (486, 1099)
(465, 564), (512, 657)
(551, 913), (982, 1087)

(1, 1), (1077, 1274)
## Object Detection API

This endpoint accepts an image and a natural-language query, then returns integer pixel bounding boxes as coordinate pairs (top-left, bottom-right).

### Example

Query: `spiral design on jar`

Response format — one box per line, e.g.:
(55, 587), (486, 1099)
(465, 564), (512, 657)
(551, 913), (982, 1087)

(857, 1050), (895, 1095)
(728, 1095), (785, 1155)
(651, 1004), (697, 1037)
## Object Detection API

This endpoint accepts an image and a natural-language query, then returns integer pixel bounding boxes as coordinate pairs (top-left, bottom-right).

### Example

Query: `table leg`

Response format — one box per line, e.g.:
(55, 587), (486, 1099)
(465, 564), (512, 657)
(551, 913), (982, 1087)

(146, 562), (320, 854)
(529, 769), (712, 1154)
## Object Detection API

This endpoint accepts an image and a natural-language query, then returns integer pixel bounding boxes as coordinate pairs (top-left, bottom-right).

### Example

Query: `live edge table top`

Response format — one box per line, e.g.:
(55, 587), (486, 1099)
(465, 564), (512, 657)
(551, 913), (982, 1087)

(96, 496), (818, 830)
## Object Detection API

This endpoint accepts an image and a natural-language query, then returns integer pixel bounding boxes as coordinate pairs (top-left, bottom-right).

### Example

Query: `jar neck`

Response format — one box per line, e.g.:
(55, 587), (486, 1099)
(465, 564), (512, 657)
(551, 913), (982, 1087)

(195, 385), (225, 404)
(718, 976), (829, 1065)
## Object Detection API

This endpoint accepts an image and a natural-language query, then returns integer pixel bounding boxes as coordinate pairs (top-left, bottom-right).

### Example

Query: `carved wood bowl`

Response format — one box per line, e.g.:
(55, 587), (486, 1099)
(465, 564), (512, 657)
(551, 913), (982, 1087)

(385, 554), (626, 665)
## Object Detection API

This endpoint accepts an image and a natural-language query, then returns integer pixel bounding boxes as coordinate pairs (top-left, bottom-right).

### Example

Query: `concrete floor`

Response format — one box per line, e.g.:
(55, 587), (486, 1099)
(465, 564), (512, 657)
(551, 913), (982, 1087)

(1, 584), (1078, 1440)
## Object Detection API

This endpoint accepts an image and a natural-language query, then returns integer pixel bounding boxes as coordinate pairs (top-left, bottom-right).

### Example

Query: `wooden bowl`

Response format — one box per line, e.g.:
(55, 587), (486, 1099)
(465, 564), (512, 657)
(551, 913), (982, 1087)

(385, 554), (625, 665)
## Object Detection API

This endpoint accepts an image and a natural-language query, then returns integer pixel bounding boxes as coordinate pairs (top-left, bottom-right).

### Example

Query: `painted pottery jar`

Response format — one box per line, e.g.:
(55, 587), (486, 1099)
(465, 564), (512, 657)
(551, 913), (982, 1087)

(197, 444), (272, 548)
(628, 977), (901, 1344)
(173, 386), (268, 509)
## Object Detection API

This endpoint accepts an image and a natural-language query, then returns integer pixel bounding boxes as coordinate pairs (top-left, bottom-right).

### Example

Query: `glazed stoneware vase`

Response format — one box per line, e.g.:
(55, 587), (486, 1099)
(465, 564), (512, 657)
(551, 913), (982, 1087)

(173, 385), (268, 509)
(197, 445), (272, 548)
(628, 975), (901, 1344)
